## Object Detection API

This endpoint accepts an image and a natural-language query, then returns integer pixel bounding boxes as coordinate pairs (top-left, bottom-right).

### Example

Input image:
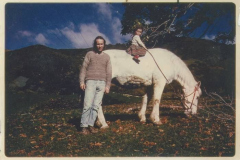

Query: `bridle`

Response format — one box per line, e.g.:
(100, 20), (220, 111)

(181, 81), (201, 111)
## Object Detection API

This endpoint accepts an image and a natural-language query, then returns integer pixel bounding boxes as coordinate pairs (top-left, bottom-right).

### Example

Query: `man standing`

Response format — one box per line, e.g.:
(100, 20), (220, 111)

(79, 36), (112, 135)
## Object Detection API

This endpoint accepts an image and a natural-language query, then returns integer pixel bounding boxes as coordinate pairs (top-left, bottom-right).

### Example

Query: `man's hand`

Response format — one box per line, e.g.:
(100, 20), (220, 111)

(80, 84), (86, 90)
(105, 87), (110, 94)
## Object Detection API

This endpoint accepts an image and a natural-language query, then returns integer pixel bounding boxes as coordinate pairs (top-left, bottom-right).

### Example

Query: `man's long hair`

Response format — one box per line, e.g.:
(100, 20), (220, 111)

(93, 36), (106, 52)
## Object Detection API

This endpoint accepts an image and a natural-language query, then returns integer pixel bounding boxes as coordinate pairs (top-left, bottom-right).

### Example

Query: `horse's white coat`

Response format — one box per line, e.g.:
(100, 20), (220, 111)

(97, 48), (202, 128)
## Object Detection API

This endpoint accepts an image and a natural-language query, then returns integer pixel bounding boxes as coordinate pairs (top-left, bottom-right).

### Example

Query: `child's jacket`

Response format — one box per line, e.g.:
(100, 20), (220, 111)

(132, 35), (147, 49)
(127, 35), (147, 56)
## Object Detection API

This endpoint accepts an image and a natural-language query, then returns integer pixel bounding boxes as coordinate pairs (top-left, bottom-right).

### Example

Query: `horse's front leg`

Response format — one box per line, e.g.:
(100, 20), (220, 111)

(138, 94), (148, 123)
(150, 80), (166, 125)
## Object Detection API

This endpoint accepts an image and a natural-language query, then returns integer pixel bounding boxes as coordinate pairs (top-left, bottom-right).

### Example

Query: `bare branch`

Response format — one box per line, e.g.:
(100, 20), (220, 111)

(196, 89), (235, 127)
(143, 3), (195, 47)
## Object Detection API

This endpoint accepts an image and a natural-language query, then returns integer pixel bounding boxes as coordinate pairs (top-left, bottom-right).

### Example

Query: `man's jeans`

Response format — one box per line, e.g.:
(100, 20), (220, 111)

(80, 80), (106, 127)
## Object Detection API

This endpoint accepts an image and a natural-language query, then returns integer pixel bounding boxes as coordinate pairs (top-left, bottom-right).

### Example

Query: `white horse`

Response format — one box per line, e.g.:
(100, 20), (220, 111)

(96, 48), (202, 128)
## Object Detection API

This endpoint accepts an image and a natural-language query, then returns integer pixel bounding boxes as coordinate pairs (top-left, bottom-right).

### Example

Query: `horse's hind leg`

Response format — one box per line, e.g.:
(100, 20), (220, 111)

(150, 80), (166, 125)
(138, 86), (153, 123)
(95, 105), (109, 129)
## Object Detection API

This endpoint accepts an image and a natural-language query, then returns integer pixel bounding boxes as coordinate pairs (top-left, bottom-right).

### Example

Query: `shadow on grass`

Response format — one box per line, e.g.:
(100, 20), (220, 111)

(67, 110), (188, 131)
(159, 108), (187, 117)
(68, 117), (81, 131)
(67, 114), (140, 131)
(104, 113), (139, 122)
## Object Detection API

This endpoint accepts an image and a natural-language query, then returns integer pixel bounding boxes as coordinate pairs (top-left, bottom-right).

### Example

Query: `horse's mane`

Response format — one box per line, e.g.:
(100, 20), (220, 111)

(171, 54), (197, 89)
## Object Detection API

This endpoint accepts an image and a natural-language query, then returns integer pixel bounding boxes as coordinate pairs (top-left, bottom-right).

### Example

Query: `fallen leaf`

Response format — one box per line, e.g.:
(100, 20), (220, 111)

(34, 145), (39, 149)
(200, 147), (207, 151)
(89, 142), (102, 147)
(115, 119), (121, 124)
(157, 148), (164, 153)
(50, 136), (55, 141)
(39, 135), (44, 139)
(16, 149), (26, 154)
(30, 140), (37, 144)
(174, 150), (179, 156)
(19, 134), (27, 138)
(219, 151), (223, 157)
(185, 143), (189, 148)
(143, 141), (157, 147)
(229, 132), (234, 138)
(227, 143), (234, 146)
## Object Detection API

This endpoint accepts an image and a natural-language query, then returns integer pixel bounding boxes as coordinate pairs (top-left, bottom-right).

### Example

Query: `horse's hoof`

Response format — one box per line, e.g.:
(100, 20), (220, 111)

(100, 125), (109, 129)
(153, 121), (162, 126)
(95, 120), (102, 127)
(140, 120), (146, 124)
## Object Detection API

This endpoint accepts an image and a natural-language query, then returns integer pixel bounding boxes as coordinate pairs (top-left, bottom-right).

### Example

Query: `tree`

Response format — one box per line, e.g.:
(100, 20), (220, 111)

(121, 3), (235, 47)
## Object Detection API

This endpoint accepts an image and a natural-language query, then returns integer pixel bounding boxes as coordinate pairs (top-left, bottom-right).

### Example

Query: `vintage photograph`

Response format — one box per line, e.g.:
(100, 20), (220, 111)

(3, 1), (236, 157)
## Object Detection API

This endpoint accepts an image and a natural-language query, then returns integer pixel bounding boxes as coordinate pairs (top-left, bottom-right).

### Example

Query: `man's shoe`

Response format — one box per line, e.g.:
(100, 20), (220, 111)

(80, 127), (90, 135)
(89, 126), (98, 133)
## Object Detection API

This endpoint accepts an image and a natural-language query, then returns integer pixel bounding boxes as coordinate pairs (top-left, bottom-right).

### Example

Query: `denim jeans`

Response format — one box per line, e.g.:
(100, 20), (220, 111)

(80, 80), (106, 127)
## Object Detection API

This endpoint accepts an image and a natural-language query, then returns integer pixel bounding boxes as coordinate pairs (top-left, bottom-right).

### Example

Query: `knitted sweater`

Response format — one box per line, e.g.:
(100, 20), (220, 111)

(79, 51), (112, 89)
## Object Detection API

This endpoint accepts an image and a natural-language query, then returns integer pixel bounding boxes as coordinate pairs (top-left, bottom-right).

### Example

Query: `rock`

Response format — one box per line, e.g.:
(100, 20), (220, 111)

(10, 76), (29, 88)
(37, 87), (45, 92)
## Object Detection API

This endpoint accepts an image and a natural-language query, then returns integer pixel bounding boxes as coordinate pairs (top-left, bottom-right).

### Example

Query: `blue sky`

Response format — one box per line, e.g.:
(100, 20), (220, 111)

(5, 3), (131, 50)
(5, 3), (235, 50)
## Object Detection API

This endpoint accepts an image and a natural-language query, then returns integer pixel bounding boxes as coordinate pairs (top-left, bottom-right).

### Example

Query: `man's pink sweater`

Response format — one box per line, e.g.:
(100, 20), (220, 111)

(79, 51), (112, 89)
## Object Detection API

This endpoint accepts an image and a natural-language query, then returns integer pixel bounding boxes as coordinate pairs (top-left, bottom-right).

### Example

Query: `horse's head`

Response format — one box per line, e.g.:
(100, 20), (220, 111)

(181, 81), (202, 115)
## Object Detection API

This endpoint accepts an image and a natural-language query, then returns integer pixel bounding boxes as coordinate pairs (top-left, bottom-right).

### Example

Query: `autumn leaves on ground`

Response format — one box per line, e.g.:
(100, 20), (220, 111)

(5, 91), (235, 157)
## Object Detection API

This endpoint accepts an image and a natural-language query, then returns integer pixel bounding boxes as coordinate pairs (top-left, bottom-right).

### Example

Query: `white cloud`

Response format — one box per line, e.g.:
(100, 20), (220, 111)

(111, 17), (131, 44)
(17, 30), (50, 45)
(68, 22), (75, 30)
(231, 36), (236, 44)
(35, 33), (49, 45)
(144, 20), (152, 25)
(203, 34), (235, 44)
(18, 30), (33, 37)
(95, 3), (112, 20)
(47, 28), (62, 37)
(94, 4), (131, 44)
(60, 23), (111, 48)
(202, 35), (216, 41)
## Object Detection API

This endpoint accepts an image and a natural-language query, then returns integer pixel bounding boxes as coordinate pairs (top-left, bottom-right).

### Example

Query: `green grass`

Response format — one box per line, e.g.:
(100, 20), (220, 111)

(5, 92), (235, 157)
(5, 91), (69, 114)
